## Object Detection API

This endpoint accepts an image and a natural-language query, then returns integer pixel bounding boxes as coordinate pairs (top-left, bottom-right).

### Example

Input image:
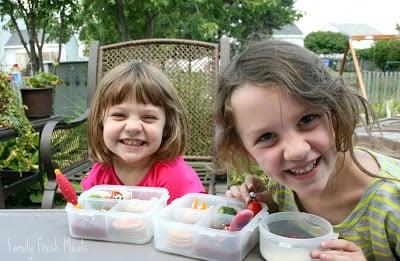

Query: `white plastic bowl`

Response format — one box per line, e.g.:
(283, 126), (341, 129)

(259, 212), (338, 261)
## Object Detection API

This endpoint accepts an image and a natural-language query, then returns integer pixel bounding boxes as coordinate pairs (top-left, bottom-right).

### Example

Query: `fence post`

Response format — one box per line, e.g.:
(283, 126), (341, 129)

(219, 36), (230, 73)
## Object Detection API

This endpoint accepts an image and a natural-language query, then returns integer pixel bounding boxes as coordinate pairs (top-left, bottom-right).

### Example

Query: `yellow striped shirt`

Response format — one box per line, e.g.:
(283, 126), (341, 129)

(272, 150), (400, 260)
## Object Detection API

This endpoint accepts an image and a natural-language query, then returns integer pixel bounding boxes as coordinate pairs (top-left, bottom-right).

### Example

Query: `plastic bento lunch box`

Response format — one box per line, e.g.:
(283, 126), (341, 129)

(65, 185), (169, 244)
(152, 193), (268, 261)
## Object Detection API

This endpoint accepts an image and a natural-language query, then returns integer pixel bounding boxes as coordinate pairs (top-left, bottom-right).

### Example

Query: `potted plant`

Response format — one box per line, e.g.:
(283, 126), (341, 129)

(21, 70), (64, 119)
(0, 74), (37, 171)
(1, 73), (46, 207)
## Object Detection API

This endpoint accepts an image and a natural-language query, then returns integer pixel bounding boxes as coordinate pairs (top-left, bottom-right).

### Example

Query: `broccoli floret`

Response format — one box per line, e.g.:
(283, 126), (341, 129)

(218, 206), (237, 215)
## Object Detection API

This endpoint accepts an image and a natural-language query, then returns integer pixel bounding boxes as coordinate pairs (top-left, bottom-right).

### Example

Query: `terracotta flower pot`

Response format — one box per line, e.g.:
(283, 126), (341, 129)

(20, 87), (55, 119)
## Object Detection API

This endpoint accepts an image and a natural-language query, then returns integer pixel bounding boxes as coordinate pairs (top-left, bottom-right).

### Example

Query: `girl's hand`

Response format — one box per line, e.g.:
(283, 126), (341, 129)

(225, 175), (278, 212)
(225, 175), (265, 201)
(310, 239), (367, 261)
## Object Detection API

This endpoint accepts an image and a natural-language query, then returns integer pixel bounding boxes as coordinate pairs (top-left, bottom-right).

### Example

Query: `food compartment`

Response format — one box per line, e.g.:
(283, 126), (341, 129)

(107, 213), (152, 244)
(196, 212), (233, 229)
(80, 197), (119, 211)
(79, 184), (169, 201)
(112, 198), (160, 213)
(155, 223), (196, 255)
(176, 193), (245, 211)
(193, 212), (260, 261)
(66, 185), (169, 244)
(156, 205), (212, 224)
(67, 211), (109, 239)
(130, 189), (168, 201)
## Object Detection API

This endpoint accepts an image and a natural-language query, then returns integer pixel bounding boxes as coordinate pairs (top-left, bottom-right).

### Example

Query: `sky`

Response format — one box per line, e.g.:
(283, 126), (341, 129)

(294, 0), (400, 35)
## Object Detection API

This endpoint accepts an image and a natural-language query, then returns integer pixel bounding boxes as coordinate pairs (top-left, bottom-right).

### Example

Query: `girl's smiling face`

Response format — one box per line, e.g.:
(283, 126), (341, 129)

(102, 96), (166, 168)
(231, 83), (338, 196)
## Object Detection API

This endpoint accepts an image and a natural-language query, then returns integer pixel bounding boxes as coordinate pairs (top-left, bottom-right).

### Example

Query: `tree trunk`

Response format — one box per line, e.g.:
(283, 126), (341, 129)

(144, 12), (156, 39)
(115, 0), (128, 41)
(56, 6), (65, 66)
(27, 17), (40, 72)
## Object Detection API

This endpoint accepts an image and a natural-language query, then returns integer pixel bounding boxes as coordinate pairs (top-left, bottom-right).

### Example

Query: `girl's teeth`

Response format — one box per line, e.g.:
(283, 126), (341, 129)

(290, 160), (317, 175)
(123, 140), (143, 146)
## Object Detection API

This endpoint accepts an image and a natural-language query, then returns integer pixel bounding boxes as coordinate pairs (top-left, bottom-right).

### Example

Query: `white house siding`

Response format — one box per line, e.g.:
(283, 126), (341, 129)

(272, 24), (305, 47)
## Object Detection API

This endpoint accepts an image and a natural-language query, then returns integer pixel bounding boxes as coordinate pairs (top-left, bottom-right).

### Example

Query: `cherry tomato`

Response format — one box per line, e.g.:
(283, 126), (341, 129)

(247, 200), (262, 215)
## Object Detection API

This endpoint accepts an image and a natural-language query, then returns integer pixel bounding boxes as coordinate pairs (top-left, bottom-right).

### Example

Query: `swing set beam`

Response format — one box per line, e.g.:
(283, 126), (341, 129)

(339, 34), (400, 100)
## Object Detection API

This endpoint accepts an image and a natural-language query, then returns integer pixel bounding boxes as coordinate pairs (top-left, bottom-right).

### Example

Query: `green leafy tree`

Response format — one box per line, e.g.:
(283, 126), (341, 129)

(79, 0), (170, 48)
(357, 39), (400, 71)
(372, 40), (400, 71)
(79, 0), (302, 50)
(161, 0), (303, 45)
(0, 0), (81, 72)
(304, 31), (348, 55)
(215, 0), (302, 47)
(357, 48), (373, 61)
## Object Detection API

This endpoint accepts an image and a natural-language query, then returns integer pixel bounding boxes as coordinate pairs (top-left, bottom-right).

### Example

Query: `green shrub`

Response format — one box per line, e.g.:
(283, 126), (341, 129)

(371, 98), (400, 118)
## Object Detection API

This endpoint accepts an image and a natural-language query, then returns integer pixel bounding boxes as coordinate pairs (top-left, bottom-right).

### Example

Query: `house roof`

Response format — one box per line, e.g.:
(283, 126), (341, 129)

(323, 23), (382, 36)
(5, 30), (56, 46)
(272, 24), (304, 36)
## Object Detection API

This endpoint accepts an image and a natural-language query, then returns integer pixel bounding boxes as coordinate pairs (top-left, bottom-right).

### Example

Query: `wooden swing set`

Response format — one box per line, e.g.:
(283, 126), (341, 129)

(339, 34), (400, 100)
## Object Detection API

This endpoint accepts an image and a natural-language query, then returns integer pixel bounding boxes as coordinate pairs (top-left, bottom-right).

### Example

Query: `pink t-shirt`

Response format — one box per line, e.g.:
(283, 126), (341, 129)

(80, 156), (206, 204)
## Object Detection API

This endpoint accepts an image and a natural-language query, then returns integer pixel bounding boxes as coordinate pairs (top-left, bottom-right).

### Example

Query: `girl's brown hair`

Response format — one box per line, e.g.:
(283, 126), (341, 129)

(88, 61), (188, 164)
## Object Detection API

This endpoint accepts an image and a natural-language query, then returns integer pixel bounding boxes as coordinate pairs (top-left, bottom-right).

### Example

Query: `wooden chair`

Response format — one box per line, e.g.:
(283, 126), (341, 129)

(40, 39), (222, 208)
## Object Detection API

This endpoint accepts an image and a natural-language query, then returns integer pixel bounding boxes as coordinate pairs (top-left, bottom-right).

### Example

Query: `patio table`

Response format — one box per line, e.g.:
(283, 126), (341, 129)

(0, 209), (263, 260)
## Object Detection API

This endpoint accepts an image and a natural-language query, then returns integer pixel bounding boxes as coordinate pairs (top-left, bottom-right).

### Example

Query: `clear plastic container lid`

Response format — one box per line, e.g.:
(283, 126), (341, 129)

(260, 212), (338, 248)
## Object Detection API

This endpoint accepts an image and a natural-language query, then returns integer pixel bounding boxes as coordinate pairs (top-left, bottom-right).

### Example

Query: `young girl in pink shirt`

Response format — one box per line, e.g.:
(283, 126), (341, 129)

(81, 61), (205, 204)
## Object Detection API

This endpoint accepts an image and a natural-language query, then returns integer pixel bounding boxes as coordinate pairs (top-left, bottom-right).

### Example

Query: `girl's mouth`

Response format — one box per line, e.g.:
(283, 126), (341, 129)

(288, 159), (318, 176)
(121, 139), (145, 146)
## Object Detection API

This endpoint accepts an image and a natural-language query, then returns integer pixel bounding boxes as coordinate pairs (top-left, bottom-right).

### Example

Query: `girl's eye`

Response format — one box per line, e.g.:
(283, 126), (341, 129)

(110, 112), (125, 119)
(258, 132), (275, 143)
(142, 115), (157, 121)
(299, 114), (317, 126)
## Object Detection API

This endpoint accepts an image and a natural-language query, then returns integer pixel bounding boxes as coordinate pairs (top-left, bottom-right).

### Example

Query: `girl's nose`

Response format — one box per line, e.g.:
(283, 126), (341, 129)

(282, 133), (310, 161)
(125, 118), (143, 133)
